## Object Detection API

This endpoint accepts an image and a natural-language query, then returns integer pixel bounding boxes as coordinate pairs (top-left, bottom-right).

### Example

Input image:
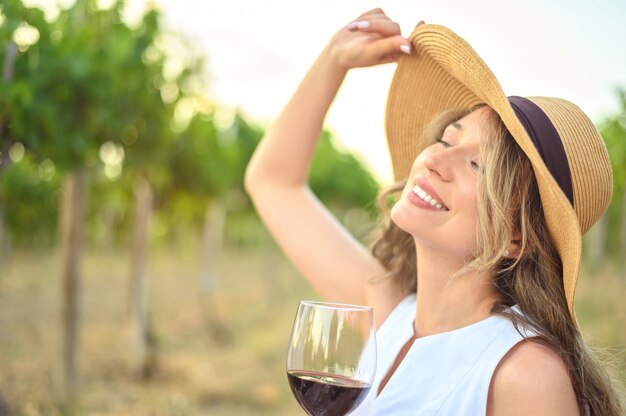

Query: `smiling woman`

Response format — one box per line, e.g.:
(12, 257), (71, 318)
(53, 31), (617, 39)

(244, 8), (625, 416)
(390, 108), (491, 259)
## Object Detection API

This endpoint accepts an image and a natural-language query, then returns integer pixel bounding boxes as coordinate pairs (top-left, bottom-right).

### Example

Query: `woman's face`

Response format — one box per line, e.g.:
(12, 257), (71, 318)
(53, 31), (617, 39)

(391, 106), (493, 259)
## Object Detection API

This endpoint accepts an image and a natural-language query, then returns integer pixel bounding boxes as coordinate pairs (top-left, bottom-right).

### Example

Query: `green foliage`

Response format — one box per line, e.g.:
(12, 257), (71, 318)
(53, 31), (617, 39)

(0, 0), (194, 247)
(86, 166), (134, 246)
(598, 89), (626, 255)
(2, 1), (120, 168)
(601, 89), (626, 194)
(0, 0), (200, 169)
(222, 114), (264, 190)
(0, 0), (380, 248)
(0, 153), (59, 246)
(310, 130), (379, 209)
(167, 113), (222, 198)
(155, 112), (264, 235)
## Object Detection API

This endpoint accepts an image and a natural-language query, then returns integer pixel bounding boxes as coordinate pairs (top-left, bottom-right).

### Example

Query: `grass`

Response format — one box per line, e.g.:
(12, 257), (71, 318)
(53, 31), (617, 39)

(0, 236), (624, 415)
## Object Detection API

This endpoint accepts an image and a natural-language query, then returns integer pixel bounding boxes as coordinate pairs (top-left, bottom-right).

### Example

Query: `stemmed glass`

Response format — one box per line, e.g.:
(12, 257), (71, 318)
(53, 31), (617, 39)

(286, 301), (376, 416)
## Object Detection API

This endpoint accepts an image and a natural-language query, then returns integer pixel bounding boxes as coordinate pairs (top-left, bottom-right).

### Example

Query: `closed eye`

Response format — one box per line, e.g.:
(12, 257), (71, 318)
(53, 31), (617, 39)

(436, 138), (451, 148)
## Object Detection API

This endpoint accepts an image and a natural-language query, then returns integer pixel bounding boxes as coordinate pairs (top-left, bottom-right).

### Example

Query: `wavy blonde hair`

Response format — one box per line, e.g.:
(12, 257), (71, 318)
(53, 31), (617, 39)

(370, 107), (625, 415)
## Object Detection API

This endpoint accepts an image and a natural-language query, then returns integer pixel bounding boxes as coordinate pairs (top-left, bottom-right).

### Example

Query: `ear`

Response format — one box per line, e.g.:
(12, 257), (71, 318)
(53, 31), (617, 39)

(504, 231), (524, 259)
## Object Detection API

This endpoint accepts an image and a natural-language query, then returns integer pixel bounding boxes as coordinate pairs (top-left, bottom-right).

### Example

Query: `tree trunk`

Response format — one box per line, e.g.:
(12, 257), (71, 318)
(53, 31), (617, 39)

(0, 153), (11, 262)
(585, 210), (608, 272)
(127, 176), (156, 378)
(198, 200), (231, 344)
(0, 207), (10, 265)
(2, 41), (17, 82)
(59, 168), (86, 403)
(0, 41), (18, 263)
(99, 206), (117, 251)
(621, 183), (626, 267)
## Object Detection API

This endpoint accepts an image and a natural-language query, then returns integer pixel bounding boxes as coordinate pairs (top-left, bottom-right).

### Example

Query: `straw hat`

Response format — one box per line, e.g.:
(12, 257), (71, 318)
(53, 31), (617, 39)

(385, 24), (612, 317)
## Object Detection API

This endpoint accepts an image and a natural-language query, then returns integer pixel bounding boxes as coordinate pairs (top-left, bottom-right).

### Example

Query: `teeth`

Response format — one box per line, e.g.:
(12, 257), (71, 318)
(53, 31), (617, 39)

(412, 185), (447, 211)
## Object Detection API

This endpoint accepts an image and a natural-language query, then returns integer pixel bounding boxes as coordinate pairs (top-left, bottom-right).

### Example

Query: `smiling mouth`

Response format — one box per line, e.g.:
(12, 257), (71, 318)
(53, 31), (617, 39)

(412, 185), (449, 211)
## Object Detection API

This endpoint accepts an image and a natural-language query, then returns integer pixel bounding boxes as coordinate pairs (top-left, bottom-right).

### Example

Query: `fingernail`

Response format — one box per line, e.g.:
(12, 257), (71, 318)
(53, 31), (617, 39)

(400, 44), (411, 54)
(356, 21), (370, 29)
(346, 21), (358, 30)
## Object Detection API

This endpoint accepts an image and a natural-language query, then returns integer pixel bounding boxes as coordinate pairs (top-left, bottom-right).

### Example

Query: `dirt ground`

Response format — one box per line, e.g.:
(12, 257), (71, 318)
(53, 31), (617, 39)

(0, 240), (624, 415)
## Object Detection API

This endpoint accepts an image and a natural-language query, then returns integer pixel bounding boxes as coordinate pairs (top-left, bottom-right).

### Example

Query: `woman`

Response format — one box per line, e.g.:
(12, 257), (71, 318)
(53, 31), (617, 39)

(244, 8), (624, 415)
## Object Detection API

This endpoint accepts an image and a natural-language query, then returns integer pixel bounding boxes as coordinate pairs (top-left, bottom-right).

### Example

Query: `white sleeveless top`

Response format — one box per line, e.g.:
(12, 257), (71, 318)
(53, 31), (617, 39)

(353, 294), (531, 415)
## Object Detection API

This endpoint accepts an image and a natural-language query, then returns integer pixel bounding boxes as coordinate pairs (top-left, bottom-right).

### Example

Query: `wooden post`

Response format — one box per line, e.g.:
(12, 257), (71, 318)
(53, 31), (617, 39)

(0, 41), (18, 261)
(621, 184), (626, 267)
(198, 199), (231, 344)
(2, 41), (17, 82)
(59, 168), (86, 403)
(128, 176), (155, 378)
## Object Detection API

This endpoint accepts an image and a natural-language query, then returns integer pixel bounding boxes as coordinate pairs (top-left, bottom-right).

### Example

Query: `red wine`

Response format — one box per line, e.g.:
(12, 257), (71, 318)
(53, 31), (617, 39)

(287, 370), (371, 416)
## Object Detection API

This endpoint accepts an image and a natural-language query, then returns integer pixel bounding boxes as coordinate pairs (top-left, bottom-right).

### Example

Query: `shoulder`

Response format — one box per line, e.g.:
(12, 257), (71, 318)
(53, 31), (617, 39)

(486, 338), (579, 416)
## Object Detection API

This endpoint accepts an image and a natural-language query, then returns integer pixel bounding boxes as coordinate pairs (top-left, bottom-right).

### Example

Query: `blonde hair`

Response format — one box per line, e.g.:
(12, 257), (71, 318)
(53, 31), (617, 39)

(371, 107), (625, 415)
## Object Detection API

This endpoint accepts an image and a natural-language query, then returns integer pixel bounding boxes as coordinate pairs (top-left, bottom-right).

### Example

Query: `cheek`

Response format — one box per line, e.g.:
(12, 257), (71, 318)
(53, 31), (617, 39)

(404, 153), (427, 184)
(457, 181), (479, 230)
(397, 161), (421, 200)
(460, 182), (478, 207)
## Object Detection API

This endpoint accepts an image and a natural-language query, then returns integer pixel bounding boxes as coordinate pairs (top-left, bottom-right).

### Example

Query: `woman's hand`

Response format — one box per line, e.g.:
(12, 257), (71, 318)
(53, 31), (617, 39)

(324, 8), (418, 71)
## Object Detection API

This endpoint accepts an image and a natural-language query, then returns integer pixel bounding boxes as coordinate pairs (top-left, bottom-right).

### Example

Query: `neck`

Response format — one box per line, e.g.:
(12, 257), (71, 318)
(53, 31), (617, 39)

(413, 244), (499, 338)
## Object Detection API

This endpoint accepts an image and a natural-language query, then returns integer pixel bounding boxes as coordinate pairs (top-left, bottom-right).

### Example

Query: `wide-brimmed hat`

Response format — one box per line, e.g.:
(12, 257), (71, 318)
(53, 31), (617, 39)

(385, 24), (612, 317)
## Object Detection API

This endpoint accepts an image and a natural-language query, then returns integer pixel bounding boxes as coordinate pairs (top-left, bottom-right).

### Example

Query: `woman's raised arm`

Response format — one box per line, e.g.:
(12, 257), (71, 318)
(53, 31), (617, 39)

(244, 9), (412, 322)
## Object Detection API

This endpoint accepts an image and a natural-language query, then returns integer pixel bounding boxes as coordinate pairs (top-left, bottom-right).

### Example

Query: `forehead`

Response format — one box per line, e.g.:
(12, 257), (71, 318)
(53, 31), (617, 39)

(447, 106), (494, 140)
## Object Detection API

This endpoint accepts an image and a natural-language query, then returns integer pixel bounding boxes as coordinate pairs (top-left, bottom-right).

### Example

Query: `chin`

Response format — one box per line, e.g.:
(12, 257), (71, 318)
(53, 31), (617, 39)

(390, 199), (417, 235)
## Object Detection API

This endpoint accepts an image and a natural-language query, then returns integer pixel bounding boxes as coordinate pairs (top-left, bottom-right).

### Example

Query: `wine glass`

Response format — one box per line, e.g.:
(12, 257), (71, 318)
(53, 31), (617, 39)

(286, 301), (376, 416)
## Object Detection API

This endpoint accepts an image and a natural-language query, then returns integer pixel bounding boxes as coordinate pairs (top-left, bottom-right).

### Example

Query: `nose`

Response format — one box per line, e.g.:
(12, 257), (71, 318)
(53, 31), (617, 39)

(422, 147), (453, 181)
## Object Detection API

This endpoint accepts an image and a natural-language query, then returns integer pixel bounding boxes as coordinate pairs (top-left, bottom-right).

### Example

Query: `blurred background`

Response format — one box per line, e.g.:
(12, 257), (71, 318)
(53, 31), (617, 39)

(0, 0), (624, 414)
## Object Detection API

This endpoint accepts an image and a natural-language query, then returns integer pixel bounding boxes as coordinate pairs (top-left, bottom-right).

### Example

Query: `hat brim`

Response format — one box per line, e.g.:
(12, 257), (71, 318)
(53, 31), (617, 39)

(385, 24), (581, 317)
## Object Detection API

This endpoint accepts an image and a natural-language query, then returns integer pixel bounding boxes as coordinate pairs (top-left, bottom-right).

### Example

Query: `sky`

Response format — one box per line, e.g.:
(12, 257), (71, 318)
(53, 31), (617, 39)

(21, 0), (626, 182)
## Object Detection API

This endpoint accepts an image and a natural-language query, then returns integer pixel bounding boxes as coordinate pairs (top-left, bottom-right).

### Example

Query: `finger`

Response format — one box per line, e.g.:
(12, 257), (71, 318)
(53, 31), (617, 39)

(378, 52), (401, 65)
(367, 35), (412, 60)
(346, 9), (386, 29)
(356, 8), (386, 20)
(350, 20), (401, 37)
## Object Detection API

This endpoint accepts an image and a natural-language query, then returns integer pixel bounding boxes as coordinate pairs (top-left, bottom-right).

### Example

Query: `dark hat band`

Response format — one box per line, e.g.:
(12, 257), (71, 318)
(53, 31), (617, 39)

(508, 96), (574, 206)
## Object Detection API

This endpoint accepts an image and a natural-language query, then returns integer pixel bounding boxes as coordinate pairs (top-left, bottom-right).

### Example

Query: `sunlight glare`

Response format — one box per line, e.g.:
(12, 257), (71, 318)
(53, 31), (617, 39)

(13, 22), (40, 52)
